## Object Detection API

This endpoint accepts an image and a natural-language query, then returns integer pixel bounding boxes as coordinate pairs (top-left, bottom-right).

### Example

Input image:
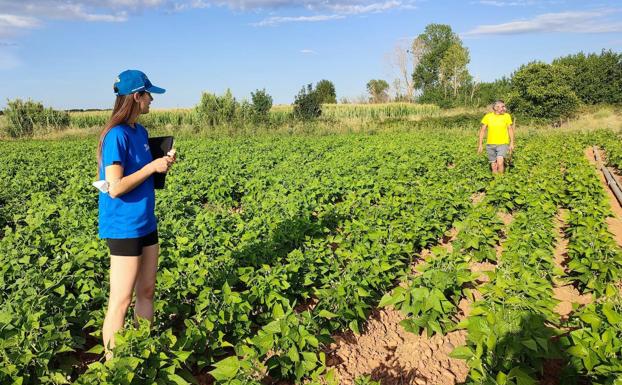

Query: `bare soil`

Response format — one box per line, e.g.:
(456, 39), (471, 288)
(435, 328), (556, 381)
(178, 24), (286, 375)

(326, 308), (468, 385)
(470, 262), (496, 284)
(470, 191), (485, 205)
(551, 209), (592, 319)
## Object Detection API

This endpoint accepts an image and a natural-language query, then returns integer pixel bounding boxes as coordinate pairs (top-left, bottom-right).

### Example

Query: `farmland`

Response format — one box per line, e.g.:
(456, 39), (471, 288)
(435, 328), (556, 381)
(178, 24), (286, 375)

(2, 127), (622, 385)
(66, 103), (442, 131)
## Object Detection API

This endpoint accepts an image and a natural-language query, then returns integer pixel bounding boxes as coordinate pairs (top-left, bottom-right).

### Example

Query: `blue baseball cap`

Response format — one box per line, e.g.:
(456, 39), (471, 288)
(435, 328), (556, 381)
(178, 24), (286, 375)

(113, 70), (165, 96)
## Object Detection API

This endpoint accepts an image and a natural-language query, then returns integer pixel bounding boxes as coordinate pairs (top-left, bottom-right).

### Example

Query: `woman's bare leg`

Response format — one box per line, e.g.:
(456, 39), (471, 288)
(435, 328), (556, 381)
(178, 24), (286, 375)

(102, 255), (141, 360)
(134, 243), (159, 323)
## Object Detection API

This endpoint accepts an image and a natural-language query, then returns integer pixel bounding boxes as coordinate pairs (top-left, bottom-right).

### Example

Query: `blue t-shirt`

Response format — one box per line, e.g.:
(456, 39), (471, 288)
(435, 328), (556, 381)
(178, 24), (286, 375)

(98, 124), (156, 239)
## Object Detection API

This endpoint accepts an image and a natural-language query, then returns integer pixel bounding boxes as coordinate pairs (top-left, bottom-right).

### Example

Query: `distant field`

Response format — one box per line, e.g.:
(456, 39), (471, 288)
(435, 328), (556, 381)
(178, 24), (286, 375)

(68, 103), (441, 129)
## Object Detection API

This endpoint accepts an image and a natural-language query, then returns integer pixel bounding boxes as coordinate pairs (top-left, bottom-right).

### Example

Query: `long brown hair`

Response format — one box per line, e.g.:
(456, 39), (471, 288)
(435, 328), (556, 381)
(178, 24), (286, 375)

(97, 92), (144, 176)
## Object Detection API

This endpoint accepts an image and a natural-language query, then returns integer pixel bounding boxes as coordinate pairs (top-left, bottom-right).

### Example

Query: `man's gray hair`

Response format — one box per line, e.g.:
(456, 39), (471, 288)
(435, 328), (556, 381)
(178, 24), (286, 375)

(493, 100), (505, 108)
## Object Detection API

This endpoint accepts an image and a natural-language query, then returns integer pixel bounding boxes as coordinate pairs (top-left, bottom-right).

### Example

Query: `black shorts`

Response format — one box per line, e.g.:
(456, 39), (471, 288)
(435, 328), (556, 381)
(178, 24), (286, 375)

(106, 230), (159, 256)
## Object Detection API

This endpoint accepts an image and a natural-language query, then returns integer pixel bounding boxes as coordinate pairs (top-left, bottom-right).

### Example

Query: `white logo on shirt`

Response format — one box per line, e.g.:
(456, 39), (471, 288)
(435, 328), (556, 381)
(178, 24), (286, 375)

(144, 143), (150, 152)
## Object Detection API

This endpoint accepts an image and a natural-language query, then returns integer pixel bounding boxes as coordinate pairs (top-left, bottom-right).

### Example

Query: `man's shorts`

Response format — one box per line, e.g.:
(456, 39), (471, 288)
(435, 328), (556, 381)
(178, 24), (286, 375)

(106, 230), (158, 256)
(486, 144), (509, 163)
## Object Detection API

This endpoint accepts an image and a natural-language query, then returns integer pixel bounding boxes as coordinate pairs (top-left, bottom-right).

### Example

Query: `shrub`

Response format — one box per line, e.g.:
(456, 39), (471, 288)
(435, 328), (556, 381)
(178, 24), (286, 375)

(3, 98), (70, 137)
(506, 62), (580, 121)
(195, 89), (239, 127)
(251, 89), (273, 124)
(315, 80), (337, 104)
(293, 84), (322, 121)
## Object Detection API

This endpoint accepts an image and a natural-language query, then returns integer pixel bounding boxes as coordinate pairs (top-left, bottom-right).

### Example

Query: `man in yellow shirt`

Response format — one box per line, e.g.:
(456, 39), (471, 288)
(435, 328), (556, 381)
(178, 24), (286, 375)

(477, 100), (515, 174)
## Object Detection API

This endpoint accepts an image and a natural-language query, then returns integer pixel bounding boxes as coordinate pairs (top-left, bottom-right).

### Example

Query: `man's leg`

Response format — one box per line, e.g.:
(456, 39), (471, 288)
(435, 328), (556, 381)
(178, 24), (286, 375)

(496, 156), (504, 174)
(487, 145), (498, 173)
(491, 161), (498, 173)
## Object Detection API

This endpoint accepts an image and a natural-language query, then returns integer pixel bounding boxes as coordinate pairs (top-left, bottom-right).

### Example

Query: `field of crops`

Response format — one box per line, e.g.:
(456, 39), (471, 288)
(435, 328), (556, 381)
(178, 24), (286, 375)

(2, 128), (622, 385)
(68, 103), (441, 129)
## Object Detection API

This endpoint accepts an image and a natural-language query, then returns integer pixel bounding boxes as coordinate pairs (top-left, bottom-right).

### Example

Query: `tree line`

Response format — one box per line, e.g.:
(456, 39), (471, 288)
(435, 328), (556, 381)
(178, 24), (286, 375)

(379, 23), (622, 120)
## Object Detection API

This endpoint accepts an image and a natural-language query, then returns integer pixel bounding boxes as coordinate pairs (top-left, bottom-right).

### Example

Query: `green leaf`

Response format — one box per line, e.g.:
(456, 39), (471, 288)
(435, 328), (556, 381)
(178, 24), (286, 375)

(165, 373), (190, 385)
(54, 285), (65, 296)
(272, 303), (285, 319)
(449, 346), (474, 360)
(86, 345), (104, 354)
(579, 312), (602, 328)
(175, 351), (192, 362)
(496, 371), (508, 385)
(210, 356), (240, 381)
(288, 346), (300, 363)
(264, 320), (281, 334)
(521, 339), (539, 352)
(603, 303), (622, 324)
(318, 309), (338, 319)
(508, 367), (536, 385)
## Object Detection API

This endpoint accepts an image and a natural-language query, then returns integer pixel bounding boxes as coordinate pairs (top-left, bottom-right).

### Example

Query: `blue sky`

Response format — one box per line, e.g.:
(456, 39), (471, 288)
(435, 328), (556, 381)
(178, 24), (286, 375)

(0, 0), (621, 109)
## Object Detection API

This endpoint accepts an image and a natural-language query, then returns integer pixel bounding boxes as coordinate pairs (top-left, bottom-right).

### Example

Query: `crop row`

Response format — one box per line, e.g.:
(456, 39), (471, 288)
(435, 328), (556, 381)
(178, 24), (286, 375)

(379, 131), (622, 384)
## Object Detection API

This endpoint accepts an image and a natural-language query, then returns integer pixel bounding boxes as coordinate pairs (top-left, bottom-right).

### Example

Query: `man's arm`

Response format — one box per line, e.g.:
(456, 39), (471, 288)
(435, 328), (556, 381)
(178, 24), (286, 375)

(478, 124), (487, 154)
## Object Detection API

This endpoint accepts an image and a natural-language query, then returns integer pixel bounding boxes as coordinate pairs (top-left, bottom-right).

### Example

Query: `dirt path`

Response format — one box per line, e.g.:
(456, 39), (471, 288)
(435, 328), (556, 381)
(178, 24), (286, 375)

(326, 309), (468, 385)
(551, 209), (592, 319)
(585, 147), (622, 248)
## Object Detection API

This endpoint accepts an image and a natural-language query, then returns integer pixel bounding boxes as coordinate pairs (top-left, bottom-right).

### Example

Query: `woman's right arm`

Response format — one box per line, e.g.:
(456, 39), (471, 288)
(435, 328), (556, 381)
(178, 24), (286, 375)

(106, 157), (171, 199)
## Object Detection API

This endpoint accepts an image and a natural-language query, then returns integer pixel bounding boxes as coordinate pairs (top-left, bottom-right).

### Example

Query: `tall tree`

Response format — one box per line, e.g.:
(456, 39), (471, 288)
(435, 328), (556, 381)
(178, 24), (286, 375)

(386, 37), (424, 102)
(412, 24), (460, 92)
(552, 50), (622, 105)
(366, 79), (390, 103)
(439, 42), (471, 97)
(315, 79), (337, 104)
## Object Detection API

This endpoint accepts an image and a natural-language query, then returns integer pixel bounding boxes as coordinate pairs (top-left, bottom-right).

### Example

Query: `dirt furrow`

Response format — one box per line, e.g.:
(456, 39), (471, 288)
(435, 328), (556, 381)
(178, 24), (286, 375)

(551, 209), (592, 320)
(585, 147), (622, 248)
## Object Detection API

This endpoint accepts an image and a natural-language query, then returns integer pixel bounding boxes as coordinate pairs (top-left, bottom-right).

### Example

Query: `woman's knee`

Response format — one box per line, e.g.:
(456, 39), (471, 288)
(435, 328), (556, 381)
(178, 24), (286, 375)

(135, 284), (155, 301)
(108, 294), (133, 313)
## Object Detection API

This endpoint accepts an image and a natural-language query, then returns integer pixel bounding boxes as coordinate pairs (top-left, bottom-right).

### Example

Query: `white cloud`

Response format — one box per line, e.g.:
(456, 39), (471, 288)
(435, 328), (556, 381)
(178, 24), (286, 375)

(0, 0), (416, 33)
(0, 14), (40, 38)
(326, 1), (404, 14)
(56, 5), (128, 22)
(300, 48), (317, 54)
(0, 14), (40, 29)
(477, 0), (539, 6)
(250, 1), (414, 26)
(464, 9), (622, 35)
(254, 14), (345, 26)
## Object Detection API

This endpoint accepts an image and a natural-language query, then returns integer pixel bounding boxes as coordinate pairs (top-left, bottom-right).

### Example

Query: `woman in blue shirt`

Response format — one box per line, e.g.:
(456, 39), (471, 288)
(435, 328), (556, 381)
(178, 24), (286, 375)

(97, 70), (175, 359)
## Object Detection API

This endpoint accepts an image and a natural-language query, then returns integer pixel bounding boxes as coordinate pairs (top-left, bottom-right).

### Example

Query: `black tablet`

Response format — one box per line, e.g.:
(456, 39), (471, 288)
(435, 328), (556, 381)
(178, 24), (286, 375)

(148, 136), (174, 189)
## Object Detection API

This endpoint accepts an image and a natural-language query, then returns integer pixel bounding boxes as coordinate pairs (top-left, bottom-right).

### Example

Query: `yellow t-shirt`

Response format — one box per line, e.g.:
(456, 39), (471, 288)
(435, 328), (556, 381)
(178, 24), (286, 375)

(481, 112), (512, 145)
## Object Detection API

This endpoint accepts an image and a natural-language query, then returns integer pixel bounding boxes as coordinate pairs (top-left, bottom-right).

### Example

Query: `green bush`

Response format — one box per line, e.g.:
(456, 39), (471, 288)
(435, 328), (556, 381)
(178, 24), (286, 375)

(3, 98), (70, 137)
(293, 84), (322, 121)
(315, 80), (337, 104)
(251, 89), (273, 124)
(195, 89), (239, 127)
(506, 62), (580, 121)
